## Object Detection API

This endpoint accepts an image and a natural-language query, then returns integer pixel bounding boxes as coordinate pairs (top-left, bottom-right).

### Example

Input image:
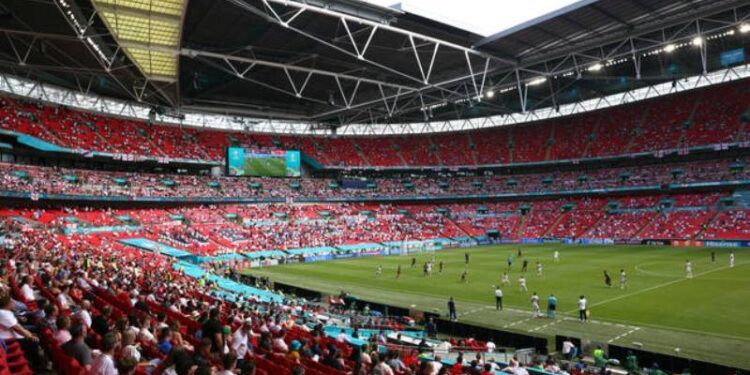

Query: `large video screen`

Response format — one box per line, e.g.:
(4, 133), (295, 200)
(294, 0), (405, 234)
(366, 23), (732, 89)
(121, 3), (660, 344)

(226, 148), (301, 177)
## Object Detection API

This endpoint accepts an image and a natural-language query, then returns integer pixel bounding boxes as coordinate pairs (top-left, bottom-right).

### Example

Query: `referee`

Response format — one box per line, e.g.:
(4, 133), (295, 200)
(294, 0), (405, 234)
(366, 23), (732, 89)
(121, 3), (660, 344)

(494, 286), (503, 310)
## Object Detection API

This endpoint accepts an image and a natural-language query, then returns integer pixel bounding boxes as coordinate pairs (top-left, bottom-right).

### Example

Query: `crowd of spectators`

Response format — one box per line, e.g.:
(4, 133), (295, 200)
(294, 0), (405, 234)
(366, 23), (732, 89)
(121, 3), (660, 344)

(1, 79), (748, 168)
(2, 186), (741, 264)
(0, 214), (610, 375)
(1, 157), (748, 201)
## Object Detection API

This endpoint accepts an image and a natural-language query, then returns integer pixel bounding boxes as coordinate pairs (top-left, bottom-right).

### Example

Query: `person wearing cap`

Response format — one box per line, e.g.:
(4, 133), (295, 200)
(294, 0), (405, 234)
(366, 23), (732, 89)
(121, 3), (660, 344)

(287, 340), (301, 362)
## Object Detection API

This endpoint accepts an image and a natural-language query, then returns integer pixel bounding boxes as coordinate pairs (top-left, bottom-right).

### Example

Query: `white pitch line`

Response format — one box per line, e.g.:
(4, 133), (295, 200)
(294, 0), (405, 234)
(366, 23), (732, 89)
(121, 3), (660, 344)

(503, 316), (539, 328)
(576, 263), (744, 312)
(458, 306), (493, 318)
(608, 327), (641, 343)
(529, 319), (561, 332)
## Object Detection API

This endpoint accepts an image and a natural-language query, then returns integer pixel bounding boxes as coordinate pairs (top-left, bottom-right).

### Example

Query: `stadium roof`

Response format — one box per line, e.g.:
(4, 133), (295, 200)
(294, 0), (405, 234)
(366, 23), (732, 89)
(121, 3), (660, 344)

(0, 0), (748, 131)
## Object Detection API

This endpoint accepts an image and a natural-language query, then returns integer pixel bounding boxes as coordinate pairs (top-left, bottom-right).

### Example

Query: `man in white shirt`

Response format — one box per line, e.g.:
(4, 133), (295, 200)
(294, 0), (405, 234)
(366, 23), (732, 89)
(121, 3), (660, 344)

(562, 338), (575, 360)
(494, 287), (503, 311)
(578, 295), (588, 322)
(78, 300), (92, 328)
(485, 340), (496, 353)
(431, 355), (443, 375)
(90, 333), (118, 375)
(518, 276), (527, 292)
(336, 330), (349, 343)
(531, 292), (541, 318)
(57, 285), (75, 311)
(231, 319), (254, 361)
(0, 295), (36, 341)
(273, 330), (289, 352)
(20, 276), (36, 302)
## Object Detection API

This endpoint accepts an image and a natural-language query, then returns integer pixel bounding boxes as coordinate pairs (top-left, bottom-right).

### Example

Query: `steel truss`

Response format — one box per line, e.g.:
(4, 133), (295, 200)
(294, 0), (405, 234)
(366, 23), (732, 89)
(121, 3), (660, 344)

(2, 62), (749, 137)
(1, 0), (749, 135)
(218, 0), (750, 126)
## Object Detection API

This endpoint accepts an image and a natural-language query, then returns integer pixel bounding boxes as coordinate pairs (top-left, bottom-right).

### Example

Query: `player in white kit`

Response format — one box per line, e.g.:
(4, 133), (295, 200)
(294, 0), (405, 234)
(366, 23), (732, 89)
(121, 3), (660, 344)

(553, 251), (560, 263)
(501, 272), (510, 286)
(730, 251), (735, 268)
(531, 292), (541, 318)
(685, 260), (693, 278)
(518, 276), (528, 292)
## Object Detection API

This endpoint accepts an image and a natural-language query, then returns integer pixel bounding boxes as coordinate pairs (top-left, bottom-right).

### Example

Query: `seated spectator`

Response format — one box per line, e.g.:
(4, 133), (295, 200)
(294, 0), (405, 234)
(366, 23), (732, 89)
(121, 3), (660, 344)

(90, 332), (118, 375)
(272, 329), (289, 352)
(157, 326), (173, 355)
(92, 305), (112, 337)
(120, 330), (141, 362)
(54, 315), (72, 344)
(219, 352), (238, 375)
(0, 293), (42, 367)
(62, 323), (93, 371)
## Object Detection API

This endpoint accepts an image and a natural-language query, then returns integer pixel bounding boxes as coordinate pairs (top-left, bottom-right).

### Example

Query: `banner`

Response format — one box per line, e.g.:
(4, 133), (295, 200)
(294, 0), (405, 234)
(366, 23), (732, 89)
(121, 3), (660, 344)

(304, 254), (333, 262)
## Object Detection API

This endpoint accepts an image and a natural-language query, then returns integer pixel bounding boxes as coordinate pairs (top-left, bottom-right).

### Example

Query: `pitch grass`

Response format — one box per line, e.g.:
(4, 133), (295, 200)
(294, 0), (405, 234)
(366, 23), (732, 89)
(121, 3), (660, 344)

(244, 244), (750, 370)
(244, 157), (286, 177)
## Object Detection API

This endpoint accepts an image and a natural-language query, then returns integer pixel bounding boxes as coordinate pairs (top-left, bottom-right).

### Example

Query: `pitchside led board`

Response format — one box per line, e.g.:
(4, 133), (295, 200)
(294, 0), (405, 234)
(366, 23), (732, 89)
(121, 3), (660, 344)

(226, 148), (301, 177)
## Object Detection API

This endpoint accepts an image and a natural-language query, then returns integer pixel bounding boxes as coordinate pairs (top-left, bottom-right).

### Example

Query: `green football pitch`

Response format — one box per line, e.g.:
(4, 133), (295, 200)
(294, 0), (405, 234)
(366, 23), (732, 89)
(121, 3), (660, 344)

(244, 244), (750, 370)
(243, 157), (286, 177)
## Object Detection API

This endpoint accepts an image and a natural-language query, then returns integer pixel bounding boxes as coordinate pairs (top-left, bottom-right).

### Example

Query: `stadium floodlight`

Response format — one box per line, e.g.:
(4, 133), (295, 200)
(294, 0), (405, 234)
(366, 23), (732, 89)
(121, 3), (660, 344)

(588, 63), (603, 72)
(664, 44), (677, 53)
(486, 90), (495, 98)
(740, 23), (750, 33)
(692, 36), (704, 46)
(527, 77), (547, 86)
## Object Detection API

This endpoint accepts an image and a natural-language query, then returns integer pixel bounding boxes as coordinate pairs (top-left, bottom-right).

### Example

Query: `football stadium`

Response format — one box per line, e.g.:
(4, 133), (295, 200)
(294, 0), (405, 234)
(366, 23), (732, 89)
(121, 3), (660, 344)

(0, 0), (749, 374)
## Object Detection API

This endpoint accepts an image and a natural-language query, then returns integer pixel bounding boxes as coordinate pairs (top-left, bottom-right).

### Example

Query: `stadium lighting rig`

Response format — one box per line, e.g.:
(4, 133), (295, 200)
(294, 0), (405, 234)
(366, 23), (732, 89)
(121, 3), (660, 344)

(587, 63), (603, 72)
(527, 77), (547, 86)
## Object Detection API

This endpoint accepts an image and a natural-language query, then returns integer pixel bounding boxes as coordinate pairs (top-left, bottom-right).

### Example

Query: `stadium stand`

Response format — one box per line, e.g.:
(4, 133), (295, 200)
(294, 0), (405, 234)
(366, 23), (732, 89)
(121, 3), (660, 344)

(1, 1), (750, 373)
(2, 79), (750, 167)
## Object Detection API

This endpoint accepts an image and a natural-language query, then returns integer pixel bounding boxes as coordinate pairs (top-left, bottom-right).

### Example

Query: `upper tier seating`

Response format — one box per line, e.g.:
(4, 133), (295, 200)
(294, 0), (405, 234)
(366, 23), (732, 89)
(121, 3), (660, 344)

(1, 79), (748, 167)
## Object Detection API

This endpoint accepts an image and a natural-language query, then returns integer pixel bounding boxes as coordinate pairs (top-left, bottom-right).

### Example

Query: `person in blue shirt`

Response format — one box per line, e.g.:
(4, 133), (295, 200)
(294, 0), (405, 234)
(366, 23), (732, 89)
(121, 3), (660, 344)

(157, 327), (173, 354)
(547, 294), (557, 319)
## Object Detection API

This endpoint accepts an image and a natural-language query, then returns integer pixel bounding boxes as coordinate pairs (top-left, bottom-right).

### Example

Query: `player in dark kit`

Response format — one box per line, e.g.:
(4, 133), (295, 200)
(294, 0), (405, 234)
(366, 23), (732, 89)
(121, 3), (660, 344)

(521, 259), (528, 273)
(465, 252), (469, 265)
(604, 270), (612, 288)
(396, 264), (402, 279)
(439, 261), (444, 274)
(411, 257), (416, 268)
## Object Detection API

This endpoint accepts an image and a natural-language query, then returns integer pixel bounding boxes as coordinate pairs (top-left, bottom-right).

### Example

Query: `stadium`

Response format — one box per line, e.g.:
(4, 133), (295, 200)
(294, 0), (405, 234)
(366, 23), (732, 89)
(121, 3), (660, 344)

(0, 0), (749, 374)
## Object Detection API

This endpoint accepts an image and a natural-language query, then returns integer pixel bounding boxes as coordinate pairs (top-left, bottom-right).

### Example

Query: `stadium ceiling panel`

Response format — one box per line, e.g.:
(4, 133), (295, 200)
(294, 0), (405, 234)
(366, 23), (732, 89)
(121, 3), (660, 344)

(91, 0), (186, 81)
(0, 0), (748, 132)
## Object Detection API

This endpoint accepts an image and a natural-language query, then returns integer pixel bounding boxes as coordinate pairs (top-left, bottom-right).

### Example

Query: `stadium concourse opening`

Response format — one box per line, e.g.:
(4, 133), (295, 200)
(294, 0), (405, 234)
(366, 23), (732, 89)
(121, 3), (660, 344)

(1, 0), (750, 375)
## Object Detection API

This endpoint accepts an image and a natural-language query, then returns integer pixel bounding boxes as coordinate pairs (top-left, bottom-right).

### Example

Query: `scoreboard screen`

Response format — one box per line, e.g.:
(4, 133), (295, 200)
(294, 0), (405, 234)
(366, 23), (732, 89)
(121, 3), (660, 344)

(226, 148), (301, 177)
